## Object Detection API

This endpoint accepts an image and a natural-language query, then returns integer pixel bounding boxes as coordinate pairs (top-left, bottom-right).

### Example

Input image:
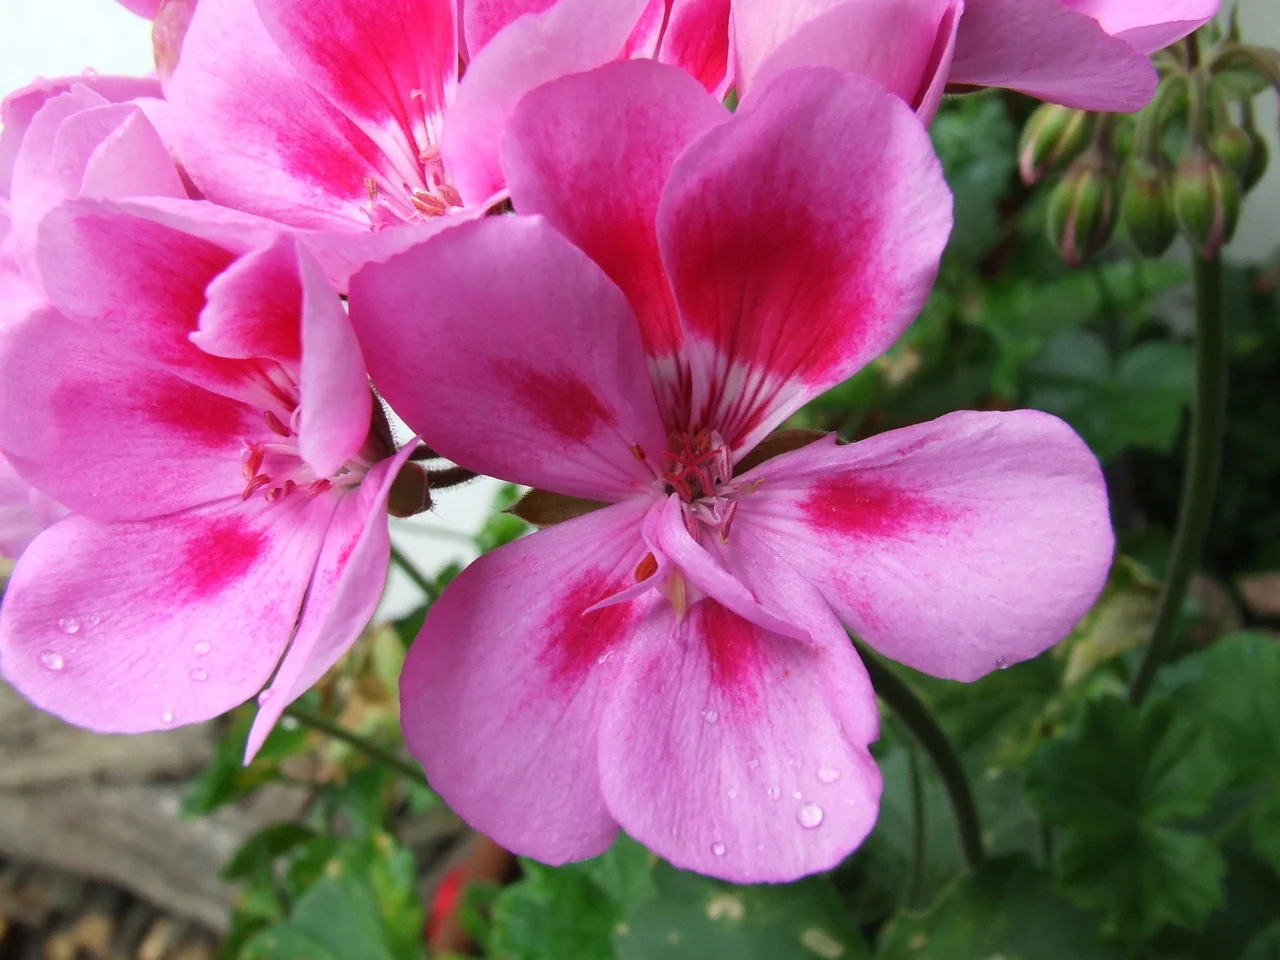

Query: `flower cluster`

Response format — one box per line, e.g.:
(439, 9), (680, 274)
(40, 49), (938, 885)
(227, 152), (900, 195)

(0, 0), (1216, 881)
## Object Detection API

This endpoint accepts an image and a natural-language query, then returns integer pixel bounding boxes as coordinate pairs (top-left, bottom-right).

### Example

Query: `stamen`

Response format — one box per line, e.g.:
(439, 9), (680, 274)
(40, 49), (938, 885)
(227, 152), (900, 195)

(438, 183), (463, 208)
(630, 443), (647, 461)
(242, 446), (265, 481)
(306, 478), (332, 497)
(364, 177), (379, 201)
(634, 553), (659, 582)
(242, 475), (270, 500)
(264, 410), (291, 437)
(411, 190), (448, 216)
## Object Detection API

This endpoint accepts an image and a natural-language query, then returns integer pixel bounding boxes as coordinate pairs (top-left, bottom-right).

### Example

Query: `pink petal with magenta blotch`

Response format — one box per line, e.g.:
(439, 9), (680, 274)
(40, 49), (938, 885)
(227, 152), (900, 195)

(732, 410), (1114, 681)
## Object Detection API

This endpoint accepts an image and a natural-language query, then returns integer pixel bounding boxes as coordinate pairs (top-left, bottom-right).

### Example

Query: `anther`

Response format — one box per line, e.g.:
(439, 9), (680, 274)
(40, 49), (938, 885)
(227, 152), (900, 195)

(241, 446), (265, 481)
(438, 183), (463, 208)
(634, 552), (659, 583)
(411, 190), (448, 216)
(264, 486), (284, 504)
(242, 475), (270, 500)
(306, 478), (332, 497)
(364, 177), (379, 201)
(264, 410), (291, 437)
(630, 443), (647, 461)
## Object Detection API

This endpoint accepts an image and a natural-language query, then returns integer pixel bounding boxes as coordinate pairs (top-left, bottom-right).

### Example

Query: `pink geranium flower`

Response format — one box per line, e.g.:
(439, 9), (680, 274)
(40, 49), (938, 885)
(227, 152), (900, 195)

(733, 0), (1219, 114)
(0, 200), (417, 757)
(165, 0), (655, 235)
(350, 62), (1114, 881)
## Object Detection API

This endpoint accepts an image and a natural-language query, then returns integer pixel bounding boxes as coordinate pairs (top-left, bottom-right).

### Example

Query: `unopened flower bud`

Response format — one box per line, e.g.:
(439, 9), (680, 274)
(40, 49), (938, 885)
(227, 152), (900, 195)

(1121, 159), (1177, 257)
(1173, 147), (1241, 260)
(1019, 104), (1093, 185)
(1047, 150), (1116, 269)
(1212, 125), (1268, 193)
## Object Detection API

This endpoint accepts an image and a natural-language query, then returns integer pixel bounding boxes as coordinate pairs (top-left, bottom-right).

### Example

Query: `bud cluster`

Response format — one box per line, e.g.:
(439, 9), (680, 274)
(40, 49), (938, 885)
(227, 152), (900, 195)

(1019, 19), (1278, 265)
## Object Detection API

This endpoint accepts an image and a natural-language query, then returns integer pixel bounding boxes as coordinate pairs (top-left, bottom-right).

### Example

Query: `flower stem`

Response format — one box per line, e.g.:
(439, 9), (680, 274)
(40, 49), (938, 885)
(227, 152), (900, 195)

(284, 702), (430, 789)
(856, 644), (984, 869)
(1128, 255), (1228, 705)
(390, 542), (440, 601)
(903, 743), (927, 905)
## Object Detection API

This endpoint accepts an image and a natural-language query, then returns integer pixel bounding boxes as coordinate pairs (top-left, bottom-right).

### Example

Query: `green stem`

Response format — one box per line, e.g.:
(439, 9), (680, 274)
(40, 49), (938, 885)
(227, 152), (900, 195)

(857, 644), (985, 869)
(904, 743), (927, 906)
(390, 543), (440, 601)
(1128, 255), (1228, 705)
(284, 702), (430, 789)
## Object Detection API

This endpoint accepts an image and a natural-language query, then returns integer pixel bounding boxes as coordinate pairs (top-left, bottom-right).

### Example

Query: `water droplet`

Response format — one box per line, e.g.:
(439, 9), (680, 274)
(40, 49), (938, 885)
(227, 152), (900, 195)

(996, 657), (1009, 670)
(711, 842), (726, 857)
(727, 788), (738, 800)
(797, 803), (825, 829)
(767, 786), (780, 799)
(189, 668), (208, 682)
(160, 711), (175, 725)
(258, 690), (274, 704)
(192, 640), (211, 657)
(57, 617), (80, 635)
(85, 614), (101, 628)
(701, 709), (718, 723)
(40, 650), (64, 671)
(792, 790), (803, 800)
(817, 766), (841, 784)
(747, 759), (759, 769)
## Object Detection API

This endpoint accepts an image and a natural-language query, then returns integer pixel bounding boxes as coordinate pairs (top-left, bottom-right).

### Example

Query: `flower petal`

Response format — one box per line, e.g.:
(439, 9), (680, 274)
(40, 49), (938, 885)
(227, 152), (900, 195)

(296, 243), (373, 477)
(401, 498), (655, 862)
(167, 0), (393, 229)
(36, 200), (269, 401)
(950, 0), (1158, 111)
(0, 307), (258, 522)
(0, 494), (334, 733)
(0, 455), (50, 560)
(442, 0), (649, 205)
(349, 215), (668, 502)
(1061, 0), (1219, 55)
(658, 0), (732, 94)
(245, 442), (418, 759)
(741, 0), (956, 114)
(733, 411), (1114, 681)
(0, 74), (160, 196)
(462, 0), (552, 56)
(598, 569), (881, 882)
(658, 67), (951, 454)
(254, 0), (457, 176)
(504, 60), (727, 368)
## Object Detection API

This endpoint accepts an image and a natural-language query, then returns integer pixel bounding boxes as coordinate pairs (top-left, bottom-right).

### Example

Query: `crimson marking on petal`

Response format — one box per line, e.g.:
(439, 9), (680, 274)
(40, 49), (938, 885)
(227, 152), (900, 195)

(498, 362), (617, 440)
(179, 517), (268, 600)
(538, 572), (637, 688)
(698, 600), (766, 704)
(801, 475), (957, 540)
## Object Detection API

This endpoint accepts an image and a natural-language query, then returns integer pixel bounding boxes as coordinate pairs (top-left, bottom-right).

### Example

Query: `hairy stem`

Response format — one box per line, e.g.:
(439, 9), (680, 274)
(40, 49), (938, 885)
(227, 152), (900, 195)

(1128, 255), (1228, 704)
(284, 702), (430, 789)
(857, 644), (984, 869)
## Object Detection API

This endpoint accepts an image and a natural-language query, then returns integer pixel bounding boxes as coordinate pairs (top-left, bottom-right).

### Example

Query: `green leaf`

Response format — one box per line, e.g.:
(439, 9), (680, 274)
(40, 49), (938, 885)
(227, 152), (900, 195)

(221, 824), (318, 882)
(877, 855), (1122, 960)
(239, 924), (345, 960)
(1025, 696), (1228, 936)
(1243, 923), (1280, 960)
(1192, 631), (1280, 785)
(287, 875), (405, 960)
(616, 864), (869, 960)
(1250, 792), (1280, 875)
(1025, 331), (1193, 460)
(490, 860), (622, 960)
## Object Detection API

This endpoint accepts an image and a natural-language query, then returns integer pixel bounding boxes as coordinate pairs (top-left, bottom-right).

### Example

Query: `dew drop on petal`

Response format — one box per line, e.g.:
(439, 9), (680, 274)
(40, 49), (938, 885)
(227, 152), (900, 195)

(748, 759), (759, 769)
(792, 790), (803, 800)
(57, 617), (80, 635)
(767, 786), (780, 799)
(189, 668), (208, 682)
(711, 842), (726, 857)
(701, 709), (718, 723)
(817, 766), (841, 784)
(40, 650), (64, 671)
(192, 641), (211, 657)
(797, 803), (825, 829)
(996, 657), (1009, 670)
(727, 788), (738, 800)
(258, 690), (274, 705)
(161, 711), (175, 725)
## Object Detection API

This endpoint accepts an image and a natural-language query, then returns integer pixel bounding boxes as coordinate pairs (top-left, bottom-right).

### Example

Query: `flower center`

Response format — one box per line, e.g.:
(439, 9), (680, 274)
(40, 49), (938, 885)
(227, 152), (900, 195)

(238, 371), (370, 505)
(636, 428), (740, 545)
(362, 146), (464, 228)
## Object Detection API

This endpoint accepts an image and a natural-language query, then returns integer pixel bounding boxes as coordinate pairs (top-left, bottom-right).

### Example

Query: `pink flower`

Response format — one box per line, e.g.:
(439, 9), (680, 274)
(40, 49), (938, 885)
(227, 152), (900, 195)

(733, 0), (1219, 115)
(350, 62), (1114, 881)
(1, 74), (188, 288)
(165, 0), (655, 235)
(0, 199), (417, 758)
(464, 0), (732, 93)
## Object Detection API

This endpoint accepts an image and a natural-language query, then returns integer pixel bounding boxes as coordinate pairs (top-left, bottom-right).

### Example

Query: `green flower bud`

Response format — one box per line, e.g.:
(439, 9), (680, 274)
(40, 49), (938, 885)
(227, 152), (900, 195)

(1019, 104), (1093, 185)
(1121, 159), (1177, 257)
(1212, 125), (1269, 193)
(1047, 150), (1117, 269)
(1173, 147), (1241, 260)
